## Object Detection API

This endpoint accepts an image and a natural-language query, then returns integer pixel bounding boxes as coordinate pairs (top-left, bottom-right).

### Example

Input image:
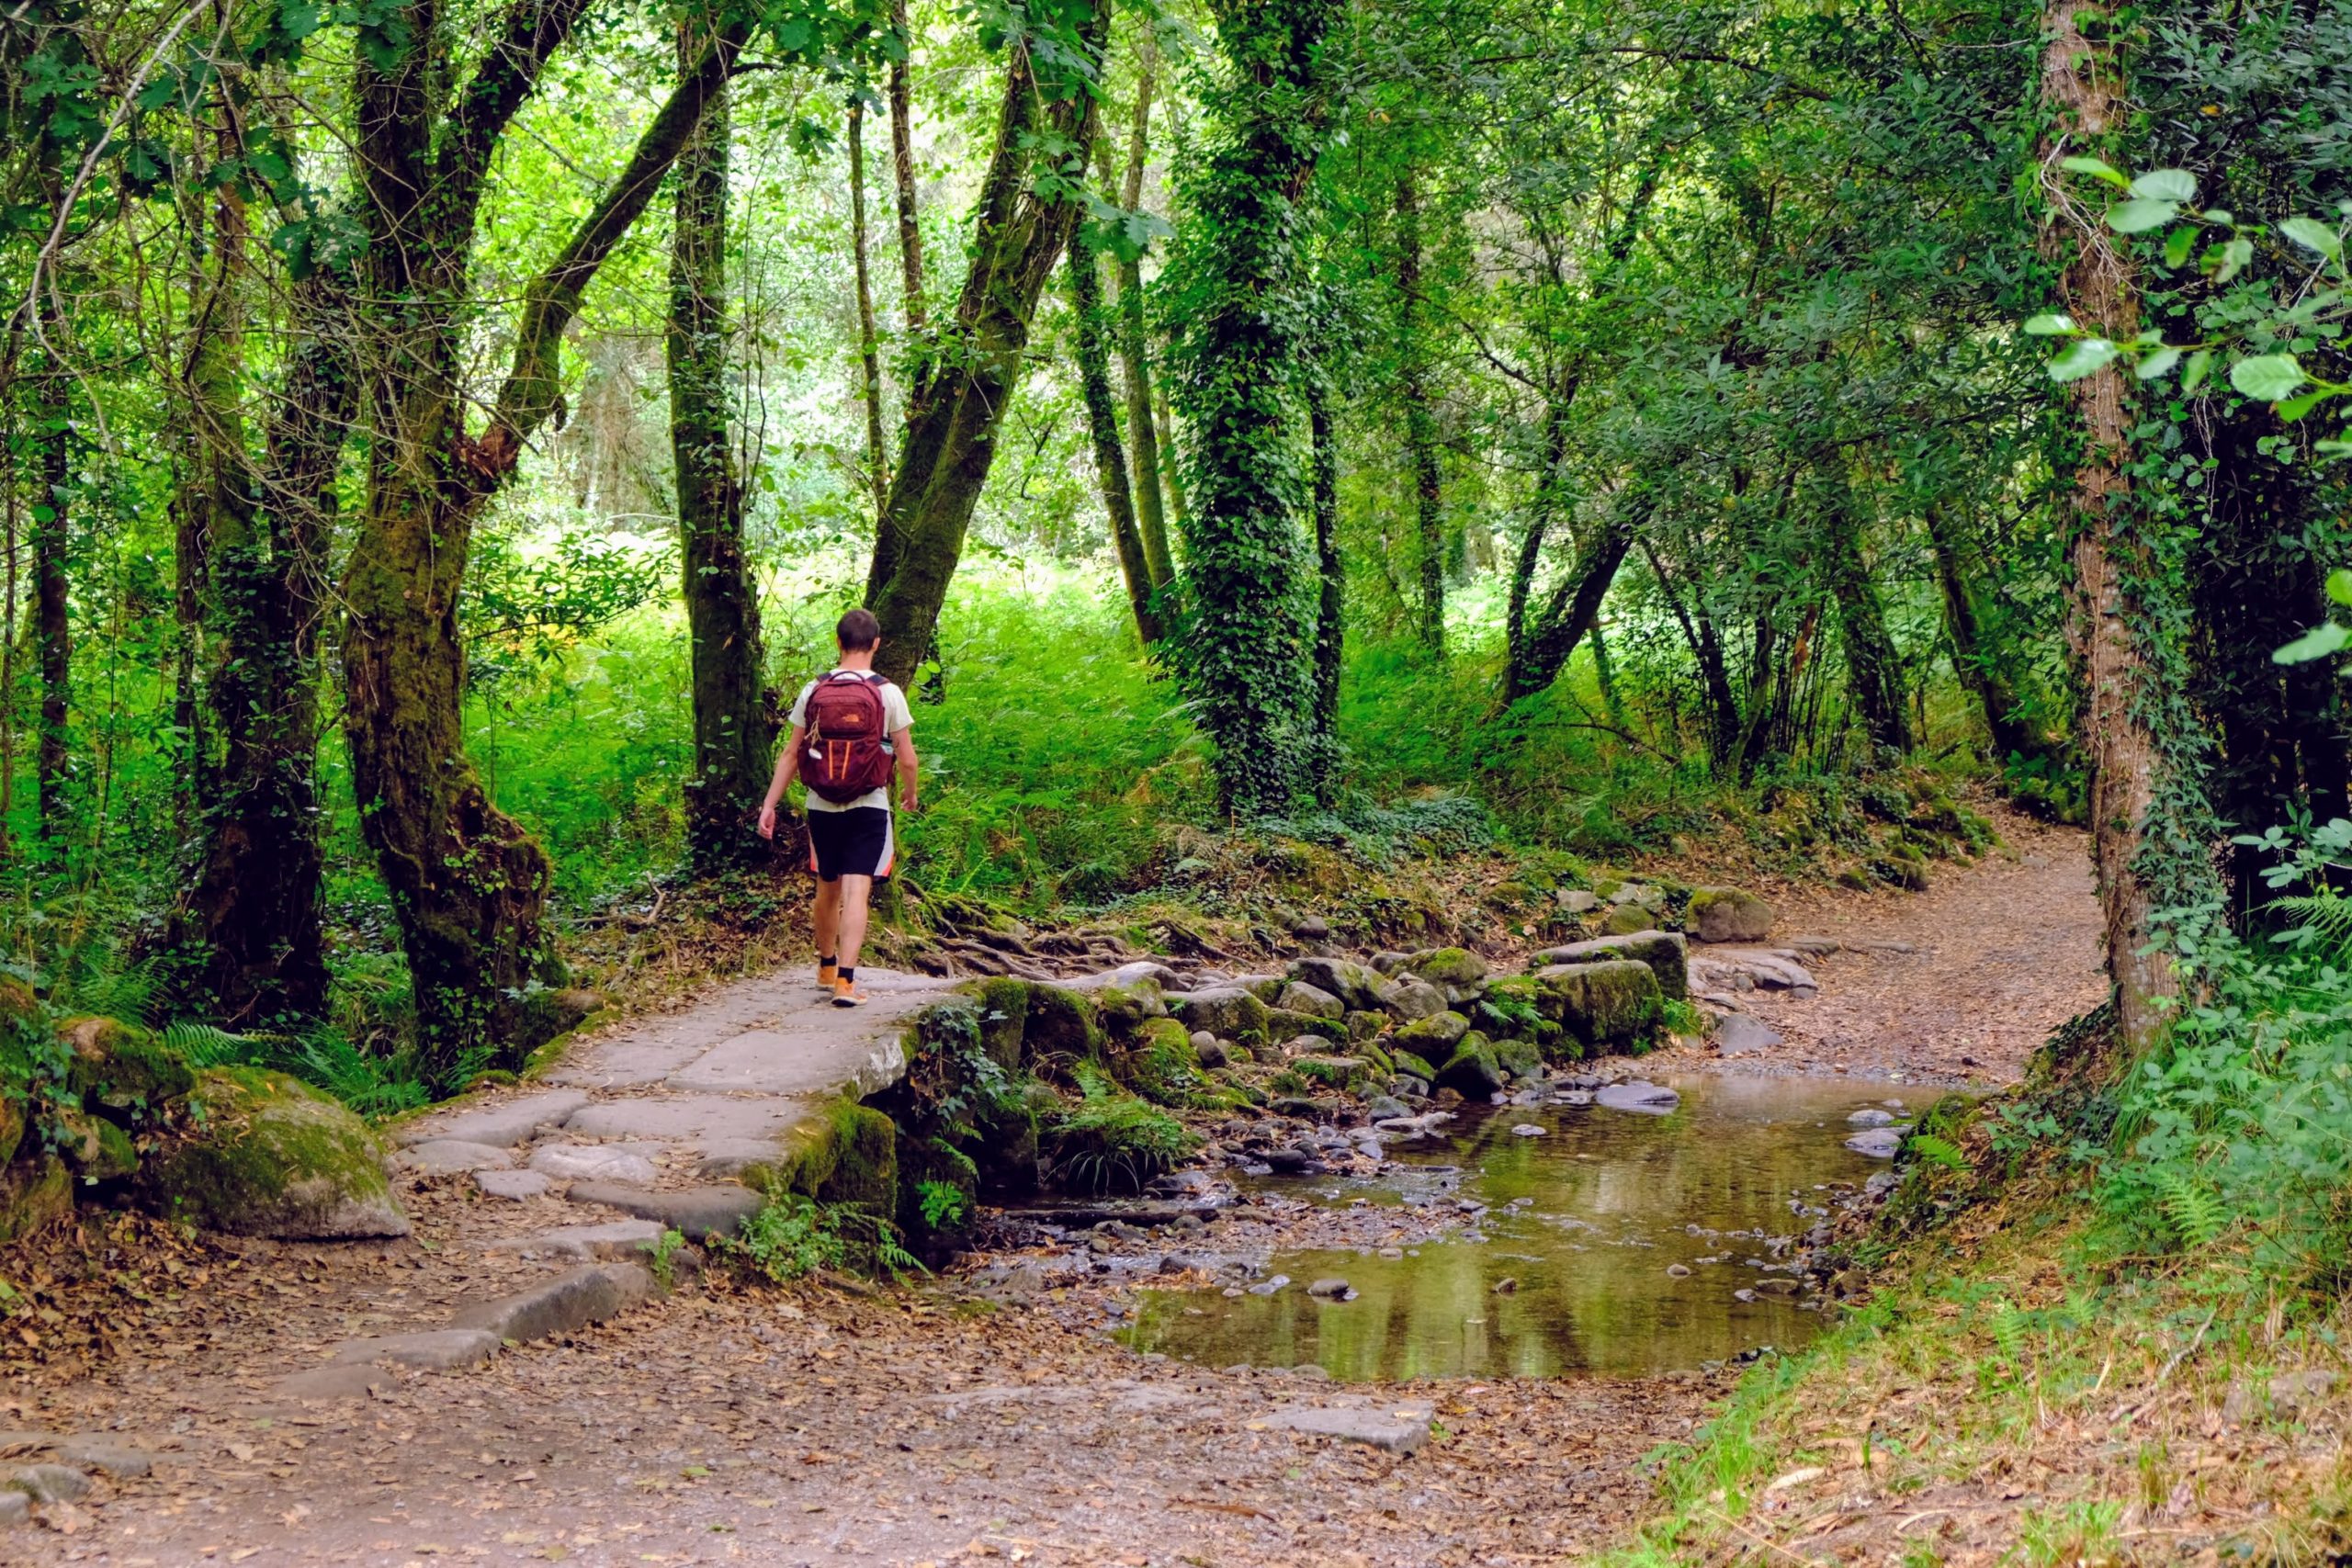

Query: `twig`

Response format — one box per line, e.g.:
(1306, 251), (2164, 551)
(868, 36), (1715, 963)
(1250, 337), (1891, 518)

(2112, 1307), (2216, 1426)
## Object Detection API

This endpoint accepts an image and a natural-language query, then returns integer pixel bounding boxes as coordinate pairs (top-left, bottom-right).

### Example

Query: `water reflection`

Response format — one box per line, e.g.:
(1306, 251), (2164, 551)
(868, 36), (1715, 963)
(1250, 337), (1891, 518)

(1128, 1073), (1902, 1379)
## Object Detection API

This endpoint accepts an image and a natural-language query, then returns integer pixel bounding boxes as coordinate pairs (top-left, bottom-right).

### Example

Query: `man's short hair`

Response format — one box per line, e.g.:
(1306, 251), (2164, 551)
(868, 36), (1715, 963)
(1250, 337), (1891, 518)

(836, 608), (882, 651)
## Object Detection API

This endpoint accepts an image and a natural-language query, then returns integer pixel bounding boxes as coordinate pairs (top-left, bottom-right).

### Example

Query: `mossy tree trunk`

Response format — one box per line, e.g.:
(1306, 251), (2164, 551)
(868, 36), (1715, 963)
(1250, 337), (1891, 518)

(345, 0), (741, 1086)
(864, 12), (1108, 690)
(1112, 38), (1174, 592)
(1395, 165), (1445, 658)
(848, 96), (890, 518)
(1162, 0), (1342, 815)
(1306, 376), (1342, 802)
(1819, 474), (1909, 754)
(1926, 499), (2043, 765)
(29, 334), (69, 855)
(888, 0), (924, 331)
(669, 22), (771, 874)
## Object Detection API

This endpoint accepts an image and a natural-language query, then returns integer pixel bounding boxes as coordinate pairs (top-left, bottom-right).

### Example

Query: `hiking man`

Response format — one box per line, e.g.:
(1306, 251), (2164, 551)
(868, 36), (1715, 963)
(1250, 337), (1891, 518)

(757, 608), (919, 1007)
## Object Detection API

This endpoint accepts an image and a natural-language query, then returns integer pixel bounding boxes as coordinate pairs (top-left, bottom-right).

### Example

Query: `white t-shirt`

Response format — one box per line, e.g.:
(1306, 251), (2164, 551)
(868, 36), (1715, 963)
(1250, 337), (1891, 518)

(788, 670), (914, 814)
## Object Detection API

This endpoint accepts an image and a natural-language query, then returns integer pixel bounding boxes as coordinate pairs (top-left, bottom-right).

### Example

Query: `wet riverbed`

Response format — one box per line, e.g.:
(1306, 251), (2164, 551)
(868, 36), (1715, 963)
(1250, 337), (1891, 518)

(1125, 1073), (1904, 1379)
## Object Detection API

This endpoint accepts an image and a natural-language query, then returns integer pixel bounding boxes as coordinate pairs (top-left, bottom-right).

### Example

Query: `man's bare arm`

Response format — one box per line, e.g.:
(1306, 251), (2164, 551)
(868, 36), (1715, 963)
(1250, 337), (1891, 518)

(757, 725), (806, 839)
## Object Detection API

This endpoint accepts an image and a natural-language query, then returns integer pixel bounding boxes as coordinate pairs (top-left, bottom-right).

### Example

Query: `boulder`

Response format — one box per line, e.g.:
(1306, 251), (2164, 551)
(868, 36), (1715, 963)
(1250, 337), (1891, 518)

(1557, 889), (1599, 914)
(1434, 1035), (1506, 1098)
(1688, 887), (1773, 943)
(1168, 987), (1271, 1049)
(1291, 1055), (1373, 1092)
(139, 1066), (410, 1239)
(1530, 931), (1688, 1001)
(0, 1155), (70, 1244)
(1023, 984), (1105, 1065)
(1367, 952), (1413, 976)
(1344, 1010), (1386, 1043)
(1408, 948), (1487, 990)
(1229, 975), (1288, 1003)
(1532, 960), (1664, 1054)
(61, 1017), (193, 1122)
(1190, 1032), (1228, 1069)
(1265, 1007), (1344, 1044)
(1377, 976), (1449, 1022)
(54, 1105), (138, 1182)
(1595, 1079), (1679, 1114)
(1601, 903), (1655, 936)
(1715, 1013), (1783, 1055)
(1491, 1037), (1543, 1080)
(1389, 1049), (1437, 1084)
(1845, 1128), (1902, 1158)
(1276, 982), (1345, 1021)
(1286, 957), (1388, 1012)
(1392, 1010), (1472, 1055)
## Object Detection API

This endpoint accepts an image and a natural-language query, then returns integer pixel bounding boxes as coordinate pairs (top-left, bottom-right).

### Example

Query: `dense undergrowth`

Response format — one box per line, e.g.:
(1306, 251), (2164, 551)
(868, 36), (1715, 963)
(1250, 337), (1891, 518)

(1611, 826), (2352, 1566)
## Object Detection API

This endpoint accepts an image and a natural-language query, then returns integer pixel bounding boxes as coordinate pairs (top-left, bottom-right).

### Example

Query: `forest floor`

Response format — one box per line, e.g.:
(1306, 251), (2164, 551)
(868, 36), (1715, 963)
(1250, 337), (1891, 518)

(2, 814), (2105, 1568)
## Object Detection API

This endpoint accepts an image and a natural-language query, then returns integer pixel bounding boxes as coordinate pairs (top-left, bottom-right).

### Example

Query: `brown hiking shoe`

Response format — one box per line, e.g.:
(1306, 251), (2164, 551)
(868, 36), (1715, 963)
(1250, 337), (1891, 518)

(816, 960), (838, 992)
(831, 978), (868, 1008)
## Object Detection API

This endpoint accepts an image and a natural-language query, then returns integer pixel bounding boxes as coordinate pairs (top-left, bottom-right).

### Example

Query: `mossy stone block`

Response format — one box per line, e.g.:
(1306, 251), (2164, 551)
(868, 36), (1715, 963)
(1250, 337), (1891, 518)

(0, 1154), (69, 1244)
(56, 1105), (138, 1182)
(1393, 1010), (1472, 1054)
(1265, 1007), (1343, 1044)
(1389, 1049), (1436, 1084)
(972, 979), (1032, 1071)
(1435, 1035), (1505, 1097)
(1411, 948), (1487, 988)
(140, 1066), (408, 1239)
(1491, 1037), (1543, 1080)
(1533, 960), (1662, 1055)
(1024, 986), (1102, 1071)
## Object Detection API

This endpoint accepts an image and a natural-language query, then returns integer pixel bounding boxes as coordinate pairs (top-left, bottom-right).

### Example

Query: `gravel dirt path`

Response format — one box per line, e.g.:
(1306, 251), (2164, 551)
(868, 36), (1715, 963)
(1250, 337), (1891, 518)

(3, 822), (2108, 1567)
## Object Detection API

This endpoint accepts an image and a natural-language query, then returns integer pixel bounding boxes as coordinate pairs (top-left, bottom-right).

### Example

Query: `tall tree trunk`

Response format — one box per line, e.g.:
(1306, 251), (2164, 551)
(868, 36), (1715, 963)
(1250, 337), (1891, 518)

(888, 0), (924, 332)
(1820, 477), (1909, 754)
(345, 4), (739, 1084)
(1395, 166), (1444, 657)
(1113, 38), (1174, 591)
(2042, 0), (2179, 1052)
(168, 273), (348, 1024)
(1069, 236), (1160, 644)
(1926, 500), (2041, 763)
(671, 24), (770, 874)
(1162, 0), (1340, 814)
(848, 96), (890, 518)
(30, 354), (67, 853)
(1644, 536), (1740, 770)
(1306, 376), (1342, 803)
(865, 15), (1108, 686)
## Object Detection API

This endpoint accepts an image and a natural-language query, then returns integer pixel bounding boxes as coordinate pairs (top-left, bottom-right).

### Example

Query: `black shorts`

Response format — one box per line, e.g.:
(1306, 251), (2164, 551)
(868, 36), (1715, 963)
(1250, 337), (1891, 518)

(805, 807), (895, 882)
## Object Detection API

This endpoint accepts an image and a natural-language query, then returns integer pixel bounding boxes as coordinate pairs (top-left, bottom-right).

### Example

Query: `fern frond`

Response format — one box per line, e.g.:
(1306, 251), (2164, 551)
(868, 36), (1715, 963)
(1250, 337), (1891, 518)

(1910, 1133), (1968, 1171)
(2154, 1168), (2230, 1248)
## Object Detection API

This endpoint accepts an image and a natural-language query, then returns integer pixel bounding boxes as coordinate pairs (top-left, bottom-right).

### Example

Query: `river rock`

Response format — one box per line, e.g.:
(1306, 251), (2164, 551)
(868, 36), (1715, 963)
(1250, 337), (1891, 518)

(1716, 1013), (1783, 1055)
(1844, 1128), (1904, 1158)
(1688, 887), (1773, 943)
(1558, 888), (1600, 913)
(1510, 1123), (1546, 1137)
(1306, 1277), (1351, 1299)
(1408, 947), (1487, 990)
(1601, 903), (1656, 935)
(1492, 1036), (1543, 1079)
(1265, 1401), (1432, 1455)
(1191, 1032), (1229, 1069)
(1847, 1108), (1895, 1127)
(1533, 960), (1665, 1050)
(1393, 1010), (1471, 1053)
(1530, 931), (1688, 1001)
(1435, 1035), (1506, 1097)
(1594, 1079), (1679, 1115)
(475, 1168), (553, 1201)
(1168, 987), (1272, 1048)
(1276, 982), (1345, 1021)
(139, 1066), (409, 1238)
(1287, 956), (1388, 1011)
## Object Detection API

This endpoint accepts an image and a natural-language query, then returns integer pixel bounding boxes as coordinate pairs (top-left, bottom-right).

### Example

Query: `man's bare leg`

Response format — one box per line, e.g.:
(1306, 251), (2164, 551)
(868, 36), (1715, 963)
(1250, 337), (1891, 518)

(835, 874), (874, 975)
(813, 878), (842, 984)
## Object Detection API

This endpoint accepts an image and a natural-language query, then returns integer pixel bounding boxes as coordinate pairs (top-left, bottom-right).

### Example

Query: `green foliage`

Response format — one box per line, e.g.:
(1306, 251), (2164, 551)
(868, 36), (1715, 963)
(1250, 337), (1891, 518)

(915, 1178), (969, 1233)
(649, 1227), (686, 1291)
(1046, 1061), (1199, 1193)
(161, 1022), (435, 1122)
(720, 1190), (919, 1283)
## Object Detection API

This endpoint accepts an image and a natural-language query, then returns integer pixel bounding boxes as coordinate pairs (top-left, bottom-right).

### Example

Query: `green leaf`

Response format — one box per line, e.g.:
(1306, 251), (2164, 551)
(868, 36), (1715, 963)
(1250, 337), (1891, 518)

(2324, 569), (2352, 608)
(2216, 237), (2255, 283)
(2022, 312), (2075, 336)
(2048, 339), (2119, 381)
(2109, 199), (2180, 234)
(2278, 388), (2336, 422)
(2060, 154), (2130, 188)
(2165, 225), (2198, 270)
(2135, 347), (2182, 381)
(2321, 439), (2352, 460)
(2274, 620), (2351, 665)
(2279, 217), (2346, 259)
(2230, 354), (2306, 401)
(2183, 348), (2214, 392)
(2129, 168), (2197, 203)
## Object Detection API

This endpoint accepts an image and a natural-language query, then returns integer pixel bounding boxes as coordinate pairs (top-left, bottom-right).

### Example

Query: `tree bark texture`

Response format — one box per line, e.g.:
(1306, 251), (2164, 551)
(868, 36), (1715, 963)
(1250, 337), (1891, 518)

(865, 14), (1107, 689)
(2041, 0), (2178, 1053)
(1504, 504), (1635, 706)
(888, 0), (925, 331)
(1819, 476), (1910, 754)
(1306, 377), (1342, 802)
(1069, 237), (1161, 644)
(848, 96), (890, 518)
(1926, 500), (2043, 764)
(1113, 39), (1174, 592)
(30, 353), (68, 852)
(669, 28), (771, 875)
(1395, 167), (1445, 657)
(345, 0), (739, 1084)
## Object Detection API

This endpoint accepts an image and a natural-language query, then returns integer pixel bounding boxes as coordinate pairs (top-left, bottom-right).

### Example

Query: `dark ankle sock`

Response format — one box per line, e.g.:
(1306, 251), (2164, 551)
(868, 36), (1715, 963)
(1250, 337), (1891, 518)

(820, 954), (837, 967)
(838, 967), (856, 983)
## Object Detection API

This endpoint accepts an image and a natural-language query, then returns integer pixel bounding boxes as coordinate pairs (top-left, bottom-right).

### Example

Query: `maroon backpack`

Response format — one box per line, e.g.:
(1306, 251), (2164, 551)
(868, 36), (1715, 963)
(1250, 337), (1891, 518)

(803, 672), (895, 804)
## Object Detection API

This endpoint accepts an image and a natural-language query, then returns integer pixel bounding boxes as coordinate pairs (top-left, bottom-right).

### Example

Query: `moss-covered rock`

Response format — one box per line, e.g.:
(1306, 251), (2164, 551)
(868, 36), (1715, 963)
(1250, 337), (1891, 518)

(1169, 987), (1271, 1048)
(1393, 1010), (1472, 1054)
(1491, 1037), (1543, 1080)
(1350, 1040), (1396, 1079)
(1410, 947), (1487, 988)
(760, 1099), (902, 1212)
(1378, 975), (1449, 1022)
(0, 1154), (69, 1244)
(0, 1094), (22, 1168)
(1089, 977), (1168, 1039)
(1292, 1054), (1373, 1091)
(971, 978), (1031, 1070)
(1435, 1034), (1506, 1097)
(1533, 960), (1663, 1055)
(1024, 985), (1103, 1072)
(1686, 886), (1772, 943)
(55, 1105), (138, 1183)
(0, 976), (40, 1027)
(1389, 1048), (1436, 1084)
(1275, 981), (1344, 1021)
(139, 1066), (409, 1239)
(1265, 1007), (1344, 1043)
(1120, 1018), (1207, 1106)
(1285, 956), (1386, 1011)
(62, 1017), (193, 1124)
(1600, 903), (1655, 936)
(1528, 931), (1688, 1001)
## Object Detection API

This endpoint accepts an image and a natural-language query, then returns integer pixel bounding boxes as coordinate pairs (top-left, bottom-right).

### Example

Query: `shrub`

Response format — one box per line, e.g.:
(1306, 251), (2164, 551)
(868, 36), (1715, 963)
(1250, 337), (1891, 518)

(1046, 1063), (1200, 1193)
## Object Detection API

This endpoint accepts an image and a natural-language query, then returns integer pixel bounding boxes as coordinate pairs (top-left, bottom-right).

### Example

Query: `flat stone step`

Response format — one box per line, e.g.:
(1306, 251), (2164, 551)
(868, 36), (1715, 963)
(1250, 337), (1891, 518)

(563, 1181), (764, 1240)
(268, 1364), (388, 1404)
(474, 1168), (553, 1201)
(564, 1096), (797, 1144)
(397, 1139), (516, 1175)
(450, 1262), (653, 1344)
(329, 1329), (502, 1371)
(1263, 1401), (1433, 1455)
(526, 1142), (663, 1185)
(51, 1438), (153, 1477)
(0, 1463), (91, 1503)
(481, 1220), (672, 1261)
(396, 1089), (590, 1149)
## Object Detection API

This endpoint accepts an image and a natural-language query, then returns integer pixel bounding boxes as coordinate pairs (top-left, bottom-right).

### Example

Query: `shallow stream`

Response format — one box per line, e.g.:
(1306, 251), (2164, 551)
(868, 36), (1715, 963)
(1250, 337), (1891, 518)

(1125, 1073), (1905, 1380)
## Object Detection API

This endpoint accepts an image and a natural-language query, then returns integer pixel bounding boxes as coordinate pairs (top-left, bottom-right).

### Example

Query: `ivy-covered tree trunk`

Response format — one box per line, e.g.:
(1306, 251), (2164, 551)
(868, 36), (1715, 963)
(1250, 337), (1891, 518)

(2041, 0), (2178, 1052)
(865, 14), (1107, 688)
(848, 96), (890, 517)
(1306, 376), (1342, 802)
(670, 23), (771, 874)
(1395, 167), (1445, 657)
(344, 0), (740, 1085)
(29, 346), (69, 852)
(1069, 237), (1160, 645)
(1162, 0), (1340, 815)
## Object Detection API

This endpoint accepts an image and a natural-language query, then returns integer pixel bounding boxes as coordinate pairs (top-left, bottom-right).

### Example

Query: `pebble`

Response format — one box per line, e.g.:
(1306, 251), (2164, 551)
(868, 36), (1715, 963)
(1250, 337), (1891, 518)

(1510, 1123), (1547, 1137)
(1306, 1278), (1352, 1300)
(1667, 1263), (1691, 1278)
(1846, 1108), (1895, 1127)
(1248, 1274), (1291, 1296)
